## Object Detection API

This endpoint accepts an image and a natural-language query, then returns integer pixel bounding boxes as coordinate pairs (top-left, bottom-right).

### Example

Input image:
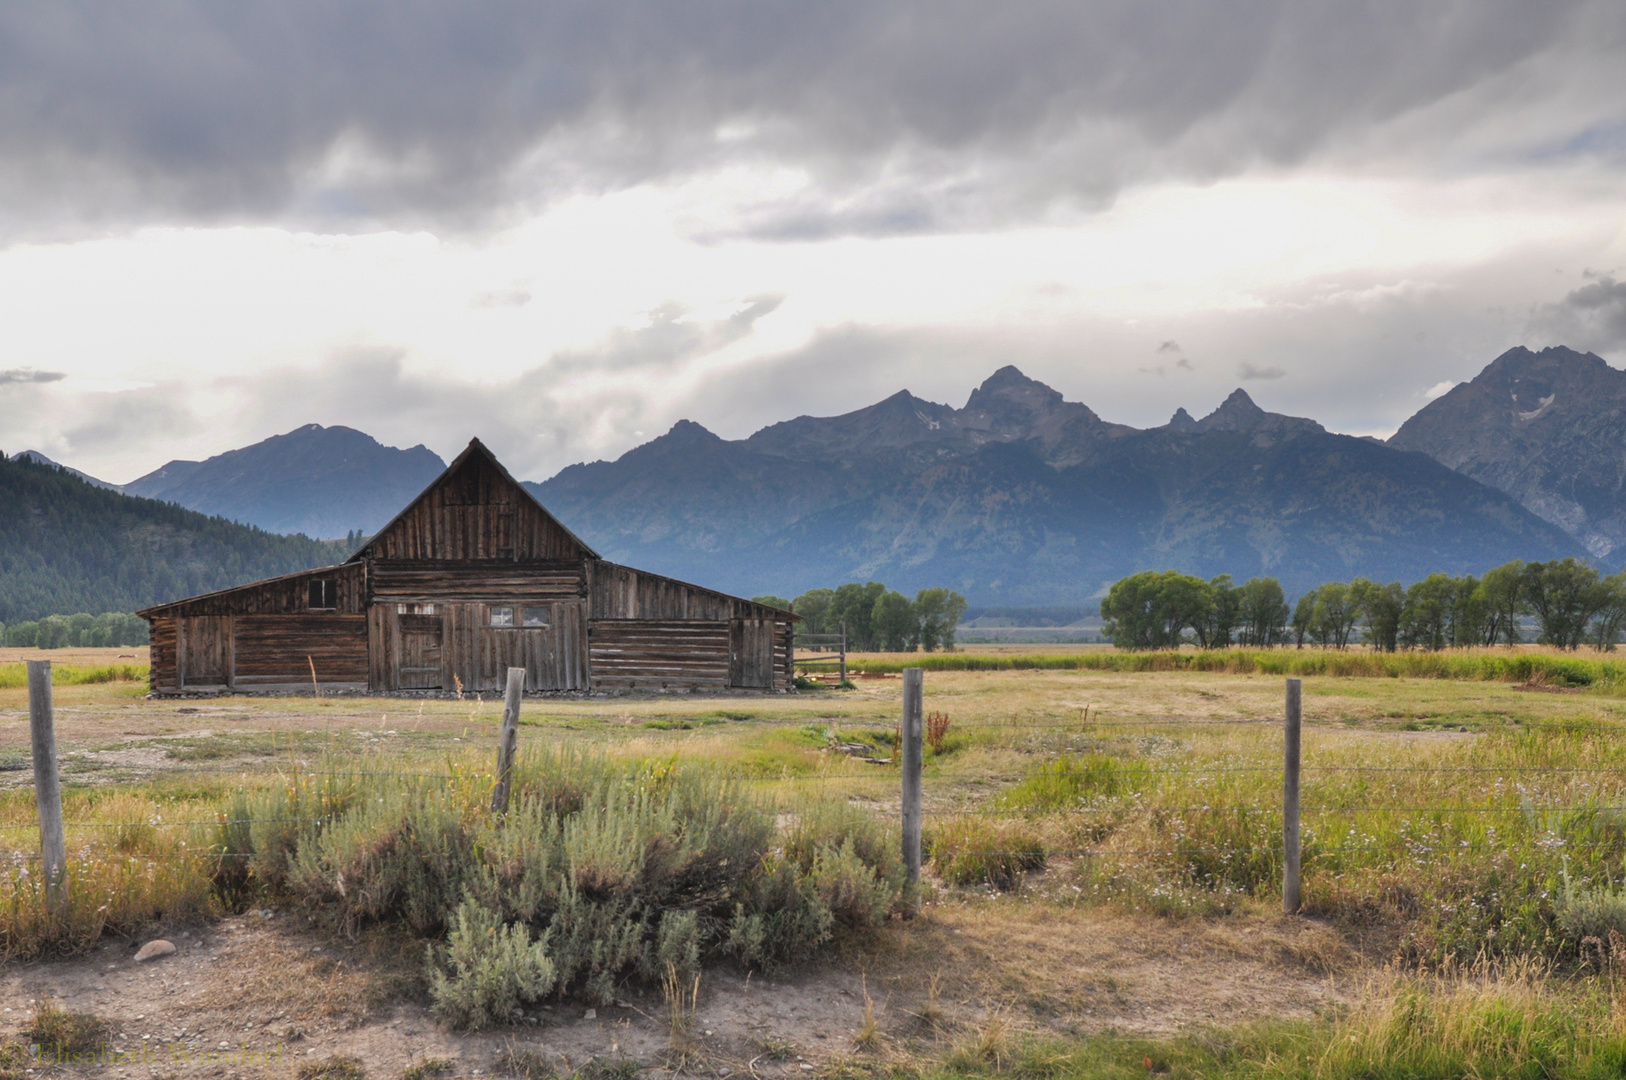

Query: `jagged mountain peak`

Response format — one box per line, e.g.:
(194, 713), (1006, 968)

(122, 425), (446, 538)
(964, 365), (1064, 408)
(1389, 344), (1626, 559)
(665, 418), (723, 442)
(1193, 388), (1266, 432)
(1166, 408), (1197, 431)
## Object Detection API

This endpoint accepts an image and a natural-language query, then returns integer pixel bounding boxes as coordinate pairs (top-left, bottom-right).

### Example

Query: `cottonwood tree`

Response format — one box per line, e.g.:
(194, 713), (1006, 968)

(1310, 582), (1362, 649)
(914, 587), (969, 652)
(1099, 570), (1213, 649)
(1472, 562), (1526, 646)
(829, 582), (887, 650)
(1522, 559), (1606, 649)
(871, 590), (920, 651)
(1235, 577), (1289, 646)
(788, 588), (835, 634)
(1291, 592), (1315, 648)
(1192, 575), (1239, 648)
(1349, 579), (1404, 652)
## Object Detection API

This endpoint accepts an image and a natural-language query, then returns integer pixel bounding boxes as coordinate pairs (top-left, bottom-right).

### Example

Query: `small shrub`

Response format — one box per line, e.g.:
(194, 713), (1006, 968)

(428, 899), (557, 1030)
(928, 817), (1045, 890)
(494, 1047), (554, 1080)
(401, 1060), (454, 1080)
(298, 1056), (368, 1080)
(1557, 866), (1626, 946)
(663, 961), (700, 1059)
(26, 1000), (106, 1057)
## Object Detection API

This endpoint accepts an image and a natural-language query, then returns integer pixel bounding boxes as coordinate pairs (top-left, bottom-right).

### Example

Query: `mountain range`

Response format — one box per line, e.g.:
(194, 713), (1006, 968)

(13, 425), (446, 539)
(531, 365), (1583, 602)
(9, 344), (1624, 613)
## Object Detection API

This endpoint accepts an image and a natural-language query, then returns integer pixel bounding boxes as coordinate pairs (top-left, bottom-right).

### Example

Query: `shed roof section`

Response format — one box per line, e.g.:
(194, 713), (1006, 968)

(136, 561), (362, 617)
(351, 438), (598, 563)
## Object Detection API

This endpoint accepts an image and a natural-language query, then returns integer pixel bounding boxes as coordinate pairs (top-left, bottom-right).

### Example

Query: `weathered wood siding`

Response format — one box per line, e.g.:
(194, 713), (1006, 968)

(370, 561), (585, 603)
(233, 615), (368, 688)
(366, 452), (588, 562)
(589, 562), (784, 622)
(141, 564), (368, 692)
(728, 619), (776, 689)
(370, 601), (587, 692)
(142, 563), (366, 618)
(148, 618), (178, 694)
(589, 620), (731, 690)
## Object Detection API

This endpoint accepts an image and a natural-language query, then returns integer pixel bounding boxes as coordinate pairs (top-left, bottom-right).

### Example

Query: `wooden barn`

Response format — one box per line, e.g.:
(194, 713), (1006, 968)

(138, 439), (797, 695)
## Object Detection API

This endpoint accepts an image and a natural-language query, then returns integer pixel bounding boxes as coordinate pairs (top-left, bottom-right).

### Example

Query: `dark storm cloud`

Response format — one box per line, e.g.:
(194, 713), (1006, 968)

(0, 2), (1618, 239)
(1533, 272), (1626, 352)
(0, 368), (65, 384)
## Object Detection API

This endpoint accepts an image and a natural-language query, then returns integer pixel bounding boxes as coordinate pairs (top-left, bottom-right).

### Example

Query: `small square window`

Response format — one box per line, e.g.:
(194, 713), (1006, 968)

(308, 580), (335, 610)
(489, 606), (514, 627)
(523, 606), (550, 627)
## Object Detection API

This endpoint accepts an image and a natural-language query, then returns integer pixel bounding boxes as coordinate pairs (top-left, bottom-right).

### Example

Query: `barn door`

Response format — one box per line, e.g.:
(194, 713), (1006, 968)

(181, 616), (231, 688)
(398, 613), (444, 689)
(729, 619), (774, 689)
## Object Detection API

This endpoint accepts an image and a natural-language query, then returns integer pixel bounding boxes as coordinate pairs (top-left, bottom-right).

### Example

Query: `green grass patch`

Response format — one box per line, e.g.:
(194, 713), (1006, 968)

(848, 649), (1624, 686)
(0, 663), (148, 688)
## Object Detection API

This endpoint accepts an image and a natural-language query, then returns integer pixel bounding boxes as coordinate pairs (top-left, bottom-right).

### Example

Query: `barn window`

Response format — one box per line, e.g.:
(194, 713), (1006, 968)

(307, 579), (336, 610)
(489, 606), (515, 627)
(523, 606), (550, 627)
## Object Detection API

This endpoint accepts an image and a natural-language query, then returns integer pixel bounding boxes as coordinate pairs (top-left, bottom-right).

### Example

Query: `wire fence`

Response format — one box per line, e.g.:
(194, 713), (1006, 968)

(8, 675), (1626, 888)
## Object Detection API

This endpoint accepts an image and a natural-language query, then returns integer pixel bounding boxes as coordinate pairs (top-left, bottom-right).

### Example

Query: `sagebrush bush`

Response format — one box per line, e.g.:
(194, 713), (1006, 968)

(1557, 865), (1626, 947)
(427, 899), (555, 1030)
(194, 749), (902, 1025)
(291, 778), (477, 934)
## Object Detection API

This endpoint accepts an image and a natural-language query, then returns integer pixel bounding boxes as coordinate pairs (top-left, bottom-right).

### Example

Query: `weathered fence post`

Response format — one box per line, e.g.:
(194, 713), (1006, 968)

(839, 621), (848, 685)
(28, 661), (67, 915)
(901, 667), (924, 888)
(1283, 677), (1302, 915)
(491, 667), (524, 815)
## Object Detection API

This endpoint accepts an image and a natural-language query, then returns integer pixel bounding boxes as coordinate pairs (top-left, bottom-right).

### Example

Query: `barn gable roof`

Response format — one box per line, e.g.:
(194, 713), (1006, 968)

(348, 437), (599, 563)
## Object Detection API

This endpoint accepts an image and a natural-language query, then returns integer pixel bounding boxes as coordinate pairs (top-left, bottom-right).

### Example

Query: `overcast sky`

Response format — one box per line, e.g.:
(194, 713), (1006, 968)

(1, 1), (1624, 484)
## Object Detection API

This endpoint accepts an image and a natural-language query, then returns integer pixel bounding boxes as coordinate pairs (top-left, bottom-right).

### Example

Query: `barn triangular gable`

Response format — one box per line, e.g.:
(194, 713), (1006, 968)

(350, 438), (598, 563)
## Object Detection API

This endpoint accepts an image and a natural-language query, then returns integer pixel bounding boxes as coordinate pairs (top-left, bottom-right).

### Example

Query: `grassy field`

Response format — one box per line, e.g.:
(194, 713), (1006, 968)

(6, 648), (1626, 1074)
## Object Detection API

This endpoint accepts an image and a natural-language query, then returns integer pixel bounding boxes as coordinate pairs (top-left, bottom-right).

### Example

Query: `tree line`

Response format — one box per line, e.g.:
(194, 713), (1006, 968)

(1, 452), (342, 623)
(753, 583), (970, 652)
(2, 611), (149, 648)
(1100, 558), (1626, 651)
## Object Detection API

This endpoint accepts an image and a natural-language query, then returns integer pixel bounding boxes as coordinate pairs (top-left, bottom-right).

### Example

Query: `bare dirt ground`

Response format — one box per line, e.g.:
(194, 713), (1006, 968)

(0, 900), (1350, 1078)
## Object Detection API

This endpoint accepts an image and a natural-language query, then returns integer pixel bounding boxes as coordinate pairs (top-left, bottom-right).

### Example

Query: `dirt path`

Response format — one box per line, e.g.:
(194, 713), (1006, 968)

(0, 901), (1350, 1078)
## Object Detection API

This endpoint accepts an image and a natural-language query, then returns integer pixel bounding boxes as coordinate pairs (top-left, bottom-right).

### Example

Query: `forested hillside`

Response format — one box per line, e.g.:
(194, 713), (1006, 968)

(0, 454), (343, 622)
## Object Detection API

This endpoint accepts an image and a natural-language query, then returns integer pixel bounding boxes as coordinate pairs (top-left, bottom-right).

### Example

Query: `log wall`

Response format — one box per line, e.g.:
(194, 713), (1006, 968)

(589, 620), (731, 690)
(370, 561), (585, 603)
(370, 600), (587, 693)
